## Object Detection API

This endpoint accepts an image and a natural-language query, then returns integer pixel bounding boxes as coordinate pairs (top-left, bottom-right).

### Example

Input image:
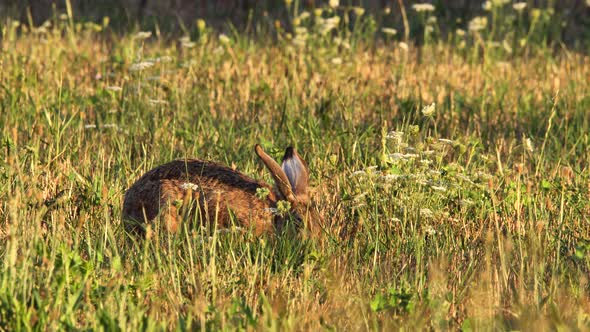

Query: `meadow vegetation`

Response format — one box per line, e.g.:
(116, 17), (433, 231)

(0, 1), (589, 330)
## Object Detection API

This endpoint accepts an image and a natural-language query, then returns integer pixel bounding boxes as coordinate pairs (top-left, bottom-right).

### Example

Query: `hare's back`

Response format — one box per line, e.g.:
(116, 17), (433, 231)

(134, 159), (264, 192)
(122, 159), (275, 233)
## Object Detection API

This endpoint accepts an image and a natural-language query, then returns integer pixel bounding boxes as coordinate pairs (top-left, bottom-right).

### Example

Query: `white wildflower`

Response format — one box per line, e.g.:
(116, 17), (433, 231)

(412, 3), (435, 12)
(103, 124), (118, 129)
(524, 137), (534, 153)
(219, 34), (231, 45)
(106, 86), (122, 92)
(386, 131), (404, 139)
(129, 61), (154, 72)
(476, 171), (494, 180)
(298, 11), (310, 20)
(84, 124), (97, 129)
(319, 16), (340, 35)
(420, 208), (434, 218)
(329, 0), (339, 8)
(381, 27), (397, 35)
(182, 40), (196, 48)
(180, 182), (199, 191)
(438, 138), (453, 144)
(293, 36), (307, 46)
(399, 42), (409, 51)
(468, 16), (487, 32)
(353, 7), (365, 16)
(388, 153), (419, 161)
(390, 217), (401, 223)
(295, 27), (308, 36)
(417, 178), (430, 186)
(381, 174), (402, 182)
(460, 198), (475, 207)
(386, 131), (404, 145)
(181, 60), (197, 68)
(149, 55), (173, 62)
(456, 174), (475, 184)
(513, 2), (527, 11)
(351, 170), (367, 177)
(331, 57), (343, 65)
(134, 31), (152, 40)
(502, 39), (513, 54)
(431, 185), (447, 192)
(148, 99), (168, 105)
(421, 102), (436, 117)
(420, 159), (433, 165)
(425, 225), (436, 235)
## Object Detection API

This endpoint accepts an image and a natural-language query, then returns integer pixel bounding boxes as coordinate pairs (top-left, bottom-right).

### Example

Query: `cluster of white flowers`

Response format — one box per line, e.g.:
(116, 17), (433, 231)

(180, 182), (199, 191)
(148, 99), (168, 105)
(468, 16), (488, 32)
(513, 2), (527, 11)
(422, 102), (436, 117)
(381, 27), (397, 36)
(180, 36), (196, 48)
(84, 123), (119, 130)
(412, 3), (435, 12)
(318, 16), (341, 35)
(129, 61), (154, 72)
(134, 31), (152, 40)
(386, 131), (404, 145)
(420, 208), (434, 218)
(293, 27), (308, 47)
(219, 34), (231, 45)
(388, 153), (420, 161)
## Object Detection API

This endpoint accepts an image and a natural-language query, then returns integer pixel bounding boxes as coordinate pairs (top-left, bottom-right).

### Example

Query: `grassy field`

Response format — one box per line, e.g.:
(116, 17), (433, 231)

(1, 1), (589, 330)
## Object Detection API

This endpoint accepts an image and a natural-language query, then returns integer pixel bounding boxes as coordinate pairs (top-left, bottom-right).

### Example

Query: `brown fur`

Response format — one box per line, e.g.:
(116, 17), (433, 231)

(122, 145), (320, 236)
(122, 159), (280, 235)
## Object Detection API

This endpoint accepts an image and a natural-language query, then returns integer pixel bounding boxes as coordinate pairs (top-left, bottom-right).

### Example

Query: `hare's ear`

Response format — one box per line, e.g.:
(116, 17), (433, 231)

(255, 144), (297, 204)
(281, 147), (309, 203)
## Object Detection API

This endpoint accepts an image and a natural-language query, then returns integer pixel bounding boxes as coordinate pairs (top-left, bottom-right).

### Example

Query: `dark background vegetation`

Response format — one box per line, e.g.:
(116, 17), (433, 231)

(2, 0), (590, 48)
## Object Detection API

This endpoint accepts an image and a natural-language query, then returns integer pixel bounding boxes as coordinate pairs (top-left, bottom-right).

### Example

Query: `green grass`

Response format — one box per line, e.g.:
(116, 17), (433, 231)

(0, 2), (589, 330)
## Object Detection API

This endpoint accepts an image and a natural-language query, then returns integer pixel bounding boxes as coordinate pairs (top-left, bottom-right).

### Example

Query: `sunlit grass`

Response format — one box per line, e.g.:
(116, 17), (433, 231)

(0, 1), (589, 330)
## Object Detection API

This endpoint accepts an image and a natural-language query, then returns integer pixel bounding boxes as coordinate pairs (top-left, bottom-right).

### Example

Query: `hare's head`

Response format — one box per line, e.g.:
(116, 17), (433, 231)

(255, 144), (321, 234)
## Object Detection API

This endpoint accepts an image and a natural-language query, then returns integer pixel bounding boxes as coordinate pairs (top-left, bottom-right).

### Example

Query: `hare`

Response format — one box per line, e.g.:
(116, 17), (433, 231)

(122, 144), (319, 236)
